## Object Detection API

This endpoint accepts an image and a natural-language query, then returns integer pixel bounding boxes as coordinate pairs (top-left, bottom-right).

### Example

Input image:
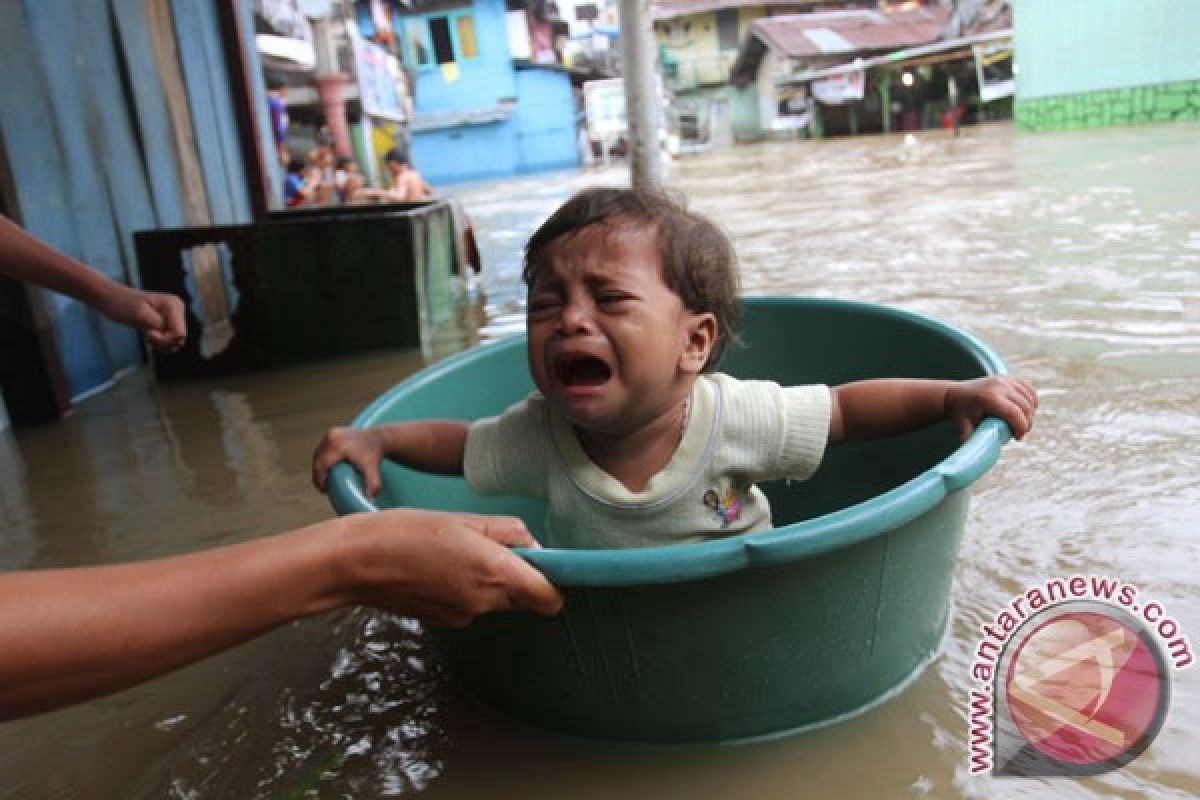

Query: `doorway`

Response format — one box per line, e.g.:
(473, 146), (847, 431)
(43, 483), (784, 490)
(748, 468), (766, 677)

(0, 134), (70, 429)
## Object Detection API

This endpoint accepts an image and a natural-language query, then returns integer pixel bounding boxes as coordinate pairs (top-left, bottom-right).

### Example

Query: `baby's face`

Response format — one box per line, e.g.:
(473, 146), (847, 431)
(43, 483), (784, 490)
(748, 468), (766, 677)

(526, 223), (713, 436)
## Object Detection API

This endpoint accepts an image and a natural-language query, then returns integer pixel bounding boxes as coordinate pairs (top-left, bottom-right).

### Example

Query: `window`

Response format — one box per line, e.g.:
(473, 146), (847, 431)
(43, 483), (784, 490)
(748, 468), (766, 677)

(403, 19), (431, 66)
(400, 12), (481, 68)
(716, 9), (739, 51)
(455, 15), (479, 59)
(429, 16), (454, 63)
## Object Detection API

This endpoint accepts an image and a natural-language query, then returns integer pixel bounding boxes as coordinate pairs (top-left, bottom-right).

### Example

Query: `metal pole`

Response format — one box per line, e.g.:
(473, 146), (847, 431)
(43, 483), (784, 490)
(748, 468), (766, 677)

(618, 0), (664, 189)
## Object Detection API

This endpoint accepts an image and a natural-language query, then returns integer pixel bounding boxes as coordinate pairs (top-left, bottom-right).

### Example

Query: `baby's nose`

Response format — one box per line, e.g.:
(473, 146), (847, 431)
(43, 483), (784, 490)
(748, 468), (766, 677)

(559, 299), (594, 333)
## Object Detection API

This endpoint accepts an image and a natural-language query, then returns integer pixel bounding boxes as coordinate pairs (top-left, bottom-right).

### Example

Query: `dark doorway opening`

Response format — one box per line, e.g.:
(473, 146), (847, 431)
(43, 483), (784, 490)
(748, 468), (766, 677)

(0, 131), (70, 428)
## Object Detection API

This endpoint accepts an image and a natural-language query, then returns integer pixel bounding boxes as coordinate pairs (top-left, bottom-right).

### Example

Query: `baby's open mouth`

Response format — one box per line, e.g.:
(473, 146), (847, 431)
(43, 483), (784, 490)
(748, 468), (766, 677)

(555, 355), (612, 387)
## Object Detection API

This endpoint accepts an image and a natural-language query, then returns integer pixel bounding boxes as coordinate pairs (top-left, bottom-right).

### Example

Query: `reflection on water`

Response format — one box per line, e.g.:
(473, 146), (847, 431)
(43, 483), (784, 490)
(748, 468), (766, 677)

(157, 611), (449, 798)
(1, 122), (1197, 798)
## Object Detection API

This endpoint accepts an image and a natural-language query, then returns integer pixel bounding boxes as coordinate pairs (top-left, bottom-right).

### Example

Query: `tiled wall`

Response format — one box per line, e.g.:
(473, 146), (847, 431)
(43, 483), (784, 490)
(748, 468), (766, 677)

(1015, 79), (1200, 131)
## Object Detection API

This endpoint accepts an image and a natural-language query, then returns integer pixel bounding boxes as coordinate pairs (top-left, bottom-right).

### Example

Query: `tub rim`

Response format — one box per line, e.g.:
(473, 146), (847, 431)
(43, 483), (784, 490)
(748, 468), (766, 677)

(328, 296), (1011, 587)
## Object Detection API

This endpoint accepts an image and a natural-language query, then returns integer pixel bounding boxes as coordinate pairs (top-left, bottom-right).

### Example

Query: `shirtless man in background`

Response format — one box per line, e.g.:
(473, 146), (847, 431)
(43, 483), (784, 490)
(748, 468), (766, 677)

(353, 148), (481, 272)
(353, 148), (433, 203)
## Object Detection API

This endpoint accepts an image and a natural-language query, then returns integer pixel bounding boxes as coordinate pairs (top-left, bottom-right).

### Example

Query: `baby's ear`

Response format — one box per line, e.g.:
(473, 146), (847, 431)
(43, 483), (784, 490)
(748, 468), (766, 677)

(680, 312), (718, 373)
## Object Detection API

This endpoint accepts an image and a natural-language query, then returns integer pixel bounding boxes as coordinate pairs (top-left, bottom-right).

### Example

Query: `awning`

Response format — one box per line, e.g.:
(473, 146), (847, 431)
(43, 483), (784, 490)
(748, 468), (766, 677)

(256, 33), (316, 68)
(778, 28), (1012, 87)
(731, 6), (950, 85)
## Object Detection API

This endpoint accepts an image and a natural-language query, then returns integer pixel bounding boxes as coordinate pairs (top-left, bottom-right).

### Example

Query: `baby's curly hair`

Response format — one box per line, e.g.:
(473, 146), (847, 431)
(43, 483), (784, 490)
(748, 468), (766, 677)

(523, 187), (741, 371)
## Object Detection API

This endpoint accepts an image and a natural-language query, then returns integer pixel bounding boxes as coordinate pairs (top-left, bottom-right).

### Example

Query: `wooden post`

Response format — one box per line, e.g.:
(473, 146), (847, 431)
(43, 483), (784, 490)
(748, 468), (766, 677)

(215, 0), (270, 221)
(144, 0), (212, 227)
(880, 71), (892, 134)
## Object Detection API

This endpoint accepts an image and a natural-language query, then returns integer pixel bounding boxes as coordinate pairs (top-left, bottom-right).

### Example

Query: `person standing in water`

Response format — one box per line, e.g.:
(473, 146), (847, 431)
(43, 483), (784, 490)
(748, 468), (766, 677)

(353, 148), (481, 273)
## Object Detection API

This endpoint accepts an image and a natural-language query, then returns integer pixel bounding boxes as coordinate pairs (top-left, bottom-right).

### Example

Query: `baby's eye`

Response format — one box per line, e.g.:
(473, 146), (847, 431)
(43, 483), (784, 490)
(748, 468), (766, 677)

(528, 295), (561, 314)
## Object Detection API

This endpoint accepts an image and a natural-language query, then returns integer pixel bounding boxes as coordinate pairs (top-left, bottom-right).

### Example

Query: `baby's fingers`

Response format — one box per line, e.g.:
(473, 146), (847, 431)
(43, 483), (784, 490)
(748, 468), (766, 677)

(1015, 379), (1038, 410)
(996, 397), (1034, 440)
(956, 414), (975, 443)
(360, 460), (383, 498)
(311, 448), (338, 492)
(312, 451), (383, 497)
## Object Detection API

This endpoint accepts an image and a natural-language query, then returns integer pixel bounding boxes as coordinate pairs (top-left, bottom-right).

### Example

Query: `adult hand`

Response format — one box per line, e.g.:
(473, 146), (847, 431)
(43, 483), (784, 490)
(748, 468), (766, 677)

(99, 285), (187, 351)
(0, 216), (186, 352)
(335, 508), (562, 627)
(0, 508), (561, 721)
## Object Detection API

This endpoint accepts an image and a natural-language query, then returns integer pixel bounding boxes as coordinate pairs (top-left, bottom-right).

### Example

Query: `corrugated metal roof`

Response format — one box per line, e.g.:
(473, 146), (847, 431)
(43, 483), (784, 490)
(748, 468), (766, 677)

(651, 0), (840, 23)
(781, 28), (1011, 84)
(750, 6), (950, 58)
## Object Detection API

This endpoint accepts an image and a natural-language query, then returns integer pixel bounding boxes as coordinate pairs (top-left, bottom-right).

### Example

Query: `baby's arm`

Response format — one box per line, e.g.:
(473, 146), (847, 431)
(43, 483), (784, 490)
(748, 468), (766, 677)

(312, 421), (468, 497)
(828, 376), (1037, 445)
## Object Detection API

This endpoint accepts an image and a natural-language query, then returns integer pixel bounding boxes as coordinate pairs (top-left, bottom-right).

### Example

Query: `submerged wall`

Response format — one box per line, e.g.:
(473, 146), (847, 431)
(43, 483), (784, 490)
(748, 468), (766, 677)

(1013, 0), (1200, 130)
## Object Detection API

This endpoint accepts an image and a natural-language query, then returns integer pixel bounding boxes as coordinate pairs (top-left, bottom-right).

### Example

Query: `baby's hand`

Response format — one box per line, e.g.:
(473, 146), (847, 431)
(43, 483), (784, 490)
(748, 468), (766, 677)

(944, 376), (1038, 442)
(312, 427), (387, 497)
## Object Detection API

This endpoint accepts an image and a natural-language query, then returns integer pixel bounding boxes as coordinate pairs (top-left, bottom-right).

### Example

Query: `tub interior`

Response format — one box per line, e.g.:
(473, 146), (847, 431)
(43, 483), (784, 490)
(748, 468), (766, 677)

(362, 299), (994, 539)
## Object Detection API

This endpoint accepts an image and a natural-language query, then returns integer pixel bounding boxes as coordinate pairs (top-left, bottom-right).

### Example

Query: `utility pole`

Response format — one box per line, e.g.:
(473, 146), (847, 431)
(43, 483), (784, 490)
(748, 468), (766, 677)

(618, 0), (665, 189)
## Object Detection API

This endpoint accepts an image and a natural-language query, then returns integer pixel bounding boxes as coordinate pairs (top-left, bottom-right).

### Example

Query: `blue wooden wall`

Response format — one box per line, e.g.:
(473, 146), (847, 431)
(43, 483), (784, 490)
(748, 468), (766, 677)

(412, 122), (519, 184)
(406, 0), (579, 184)
(0, 0), (251, 402)
(171, 0), (252, 225)
(513, 66), (580, 172)
(407, 0), (517, 113)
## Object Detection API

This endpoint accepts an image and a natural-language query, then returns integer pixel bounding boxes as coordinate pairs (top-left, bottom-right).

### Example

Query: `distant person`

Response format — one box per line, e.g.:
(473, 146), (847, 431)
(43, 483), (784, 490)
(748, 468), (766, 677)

(284, 157), (320, 208)
(306, 135), (339, 206)
(312, 187), (1037, 549)
(266, 77), (290, 165)
(333, 155), (365, 205)
(0, 215), (562, 722)
(353, 149), (481, 273)
(353, 148), (433, 203)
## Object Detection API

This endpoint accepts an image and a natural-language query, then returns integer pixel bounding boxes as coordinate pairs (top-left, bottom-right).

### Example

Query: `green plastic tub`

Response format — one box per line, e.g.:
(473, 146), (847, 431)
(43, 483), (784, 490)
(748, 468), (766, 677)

(328, 297), (1014, 744)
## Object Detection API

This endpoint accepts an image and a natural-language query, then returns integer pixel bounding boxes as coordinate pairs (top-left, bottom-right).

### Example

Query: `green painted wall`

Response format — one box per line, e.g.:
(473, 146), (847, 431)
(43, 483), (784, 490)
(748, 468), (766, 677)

(1013, 0), (1200, 130)
(1015, 79), (1200, 132)
(1013, 0), (1200, 99)
(730, 84), (761, 141)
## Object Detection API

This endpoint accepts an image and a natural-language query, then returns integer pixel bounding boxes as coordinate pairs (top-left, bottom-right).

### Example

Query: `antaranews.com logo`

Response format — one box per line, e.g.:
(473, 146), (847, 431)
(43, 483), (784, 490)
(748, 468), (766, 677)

(967, 575), (1192, 777)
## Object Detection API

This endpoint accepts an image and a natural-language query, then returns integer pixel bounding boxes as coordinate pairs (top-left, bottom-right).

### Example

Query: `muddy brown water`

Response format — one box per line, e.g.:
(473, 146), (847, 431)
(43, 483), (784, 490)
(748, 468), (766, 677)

(1, 122), (1197, 798)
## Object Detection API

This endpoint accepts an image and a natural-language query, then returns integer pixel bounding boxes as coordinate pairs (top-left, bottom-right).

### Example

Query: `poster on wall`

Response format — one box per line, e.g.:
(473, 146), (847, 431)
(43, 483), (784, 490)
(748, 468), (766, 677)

(583, 78), (628, 141)
(349, 24), (410, 122)
(811, 69), (864, 105)
(975, 40), (1015, 103)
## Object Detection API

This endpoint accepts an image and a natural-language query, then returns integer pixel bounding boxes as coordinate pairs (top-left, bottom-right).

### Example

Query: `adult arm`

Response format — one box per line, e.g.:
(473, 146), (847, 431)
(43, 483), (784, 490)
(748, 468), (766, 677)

(828, 376), (1037, 445)
(349, 186), (406, 203)
(0, 508), (561, 721)
(0, 215), (186, 351)
(415, 173), (435, 198)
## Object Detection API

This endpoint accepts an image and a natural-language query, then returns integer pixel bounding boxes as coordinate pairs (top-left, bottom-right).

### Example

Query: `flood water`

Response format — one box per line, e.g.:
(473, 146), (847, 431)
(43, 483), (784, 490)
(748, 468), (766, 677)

(1, 122), (1198, 798)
